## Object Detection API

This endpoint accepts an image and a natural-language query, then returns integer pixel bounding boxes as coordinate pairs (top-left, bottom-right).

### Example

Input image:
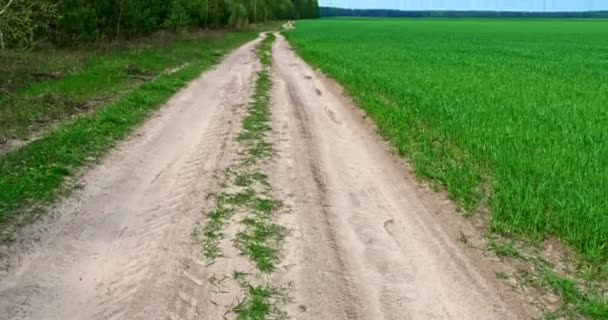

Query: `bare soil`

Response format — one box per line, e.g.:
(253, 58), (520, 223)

(0, 34), (534, 320)
(268, 34), (532, 320)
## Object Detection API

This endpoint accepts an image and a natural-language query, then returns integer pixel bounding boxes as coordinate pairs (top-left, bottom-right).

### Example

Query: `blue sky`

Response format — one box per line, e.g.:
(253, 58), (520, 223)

(319, 0), (608, 12)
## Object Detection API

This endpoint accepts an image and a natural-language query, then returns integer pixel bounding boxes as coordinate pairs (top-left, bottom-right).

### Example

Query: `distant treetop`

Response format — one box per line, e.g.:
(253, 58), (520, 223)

(320, 6), (608, 18)
(0, 0), (320, 49)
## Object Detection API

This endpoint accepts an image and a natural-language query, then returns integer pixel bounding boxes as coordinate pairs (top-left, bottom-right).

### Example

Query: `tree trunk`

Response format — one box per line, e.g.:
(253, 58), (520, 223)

(116, 0), (125, 40)
(0, 0), (16, 50)
(0, 0), (15, 16)
(205, 0), (209, 28)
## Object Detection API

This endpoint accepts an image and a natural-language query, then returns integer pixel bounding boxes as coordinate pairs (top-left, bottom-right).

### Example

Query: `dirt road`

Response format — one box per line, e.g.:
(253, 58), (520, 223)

(0, 33), (530, 319)
(0, 36), (262, 320)
(269, 34), (530, 319)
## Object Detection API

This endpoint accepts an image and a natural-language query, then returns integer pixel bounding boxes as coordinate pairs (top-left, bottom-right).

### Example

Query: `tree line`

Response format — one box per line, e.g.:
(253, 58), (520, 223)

(0, 0), (320, 49)
(320, 6), (608, 19)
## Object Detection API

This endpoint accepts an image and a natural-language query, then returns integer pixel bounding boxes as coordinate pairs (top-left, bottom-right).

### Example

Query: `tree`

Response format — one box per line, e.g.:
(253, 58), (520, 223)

(0, 0), (320, 48)
(293, 0), (305, 19)
(164, 0), (191, 30)
(271, 0), (295, 20)
(312, 0), (320, 18)
(0, 0), (59, 49)
(305, 0), (316, 18)
(228, 1), (248, 29)
(0, 0), (16, 49)
(291, 0), (318, 19)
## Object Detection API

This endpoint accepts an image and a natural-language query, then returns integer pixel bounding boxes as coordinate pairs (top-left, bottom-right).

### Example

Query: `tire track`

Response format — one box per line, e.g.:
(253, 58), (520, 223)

(269, 33), (532, 320)
(0, 36), (262, 320)
(158, 38), (268, 320)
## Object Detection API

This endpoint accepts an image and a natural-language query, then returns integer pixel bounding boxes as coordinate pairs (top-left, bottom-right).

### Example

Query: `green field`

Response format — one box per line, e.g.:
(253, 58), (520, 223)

(285, 19), (608, 262)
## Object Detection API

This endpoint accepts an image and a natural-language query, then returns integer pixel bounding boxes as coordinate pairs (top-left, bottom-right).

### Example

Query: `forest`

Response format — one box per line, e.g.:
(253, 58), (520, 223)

(0, 0), (320, 48)
(320, 6), (608, 19)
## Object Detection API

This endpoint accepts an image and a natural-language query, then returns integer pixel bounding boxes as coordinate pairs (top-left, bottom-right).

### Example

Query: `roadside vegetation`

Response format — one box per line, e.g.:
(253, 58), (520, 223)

(1, 0), (320, 145)
(0, 0), (319, 50)
(0, 31), (261, 227)
(0, 0), (319, 229)
(200, 33), (285, 319)
(285, 19), (608, 318)
(0, 31), (257, 148)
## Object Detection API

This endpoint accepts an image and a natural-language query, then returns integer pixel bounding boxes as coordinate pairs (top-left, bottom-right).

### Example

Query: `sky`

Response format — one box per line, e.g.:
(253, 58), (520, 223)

(319, 0), (608, 12)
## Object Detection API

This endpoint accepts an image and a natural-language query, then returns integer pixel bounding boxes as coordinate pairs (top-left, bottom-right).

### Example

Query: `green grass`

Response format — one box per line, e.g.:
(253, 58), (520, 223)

(236, 194), (284, 272)
(485, 235), (607, 318)
(0, 31), (245, 144)
(199, 33), (283, 319)
(538, 267), (608, 319)
(233, 285), (274, 320)
(237, 34), (275, 163)
(285, 19), (608, 263)
(201, 189), (255, 259)
(0, 30), (261, 226)
(202, 206), (234, 259)
(235, 172), (270, 188)
(200, 33), (282, 272)
(487, 239), (522, 258)
(232, 33), (284, 273)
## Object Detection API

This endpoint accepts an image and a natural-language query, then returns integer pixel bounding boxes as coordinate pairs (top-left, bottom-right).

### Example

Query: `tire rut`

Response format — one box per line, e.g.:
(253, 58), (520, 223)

(281, 71), (365, 319)
(0, 36), (263, 320)
(0, 31), (536, 320)
(268, 33), (532, 320)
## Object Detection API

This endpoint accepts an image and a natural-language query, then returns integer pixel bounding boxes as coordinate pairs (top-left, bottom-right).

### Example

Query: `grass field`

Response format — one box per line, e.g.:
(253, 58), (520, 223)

(0, 31), (255, 146)
(285, 19), (608, 263)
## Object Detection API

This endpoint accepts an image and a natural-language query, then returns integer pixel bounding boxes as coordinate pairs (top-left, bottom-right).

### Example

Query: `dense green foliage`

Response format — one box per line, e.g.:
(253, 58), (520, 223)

(320, 7), (608, 18)
(0, 0), (318, 48)
(286, 19), (608, 262)
(0, 30), (259, 224)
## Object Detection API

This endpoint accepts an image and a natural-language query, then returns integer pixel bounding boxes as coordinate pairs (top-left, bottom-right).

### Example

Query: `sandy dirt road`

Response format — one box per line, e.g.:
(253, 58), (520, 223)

(0, 33), (531, 320)
(0, 36), (262, 320)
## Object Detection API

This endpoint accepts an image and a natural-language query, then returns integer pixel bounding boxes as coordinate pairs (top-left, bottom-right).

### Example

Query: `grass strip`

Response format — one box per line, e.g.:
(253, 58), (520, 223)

(202, 189), (255, 259)
(233, 285), (275, 320)
(232, 33), (285, 274)
(0, 31), (259, 226)
(232, 32), (285, 320)
(234, 189), (284, 273)
(201, 33), (282, 267)
(199, 33), (283, 320)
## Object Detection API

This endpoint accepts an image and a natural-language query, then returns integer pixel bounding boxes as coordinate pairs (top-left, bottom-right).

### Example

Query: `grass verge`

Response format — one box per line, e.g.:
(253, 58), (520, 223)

(539, 267), (608, 319)
(0, 31), (246, 145)
(0, 30), (260, 227)
(483, 236), (608, 319)
(199, 32), (283, 320)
